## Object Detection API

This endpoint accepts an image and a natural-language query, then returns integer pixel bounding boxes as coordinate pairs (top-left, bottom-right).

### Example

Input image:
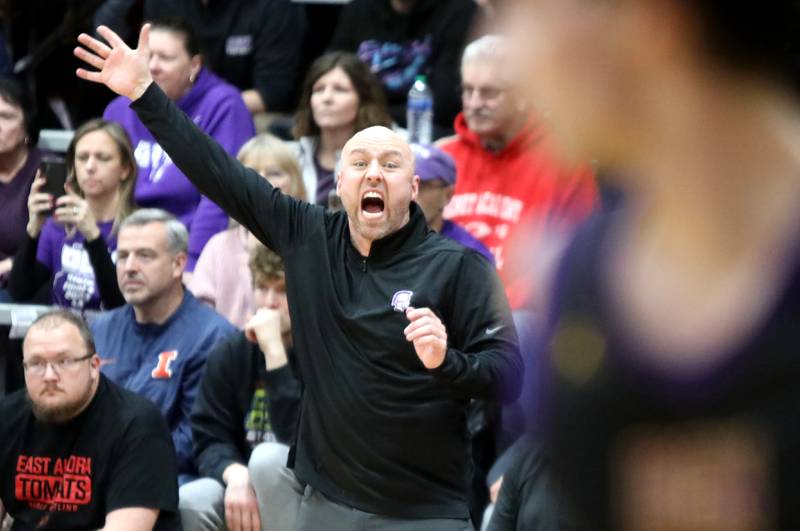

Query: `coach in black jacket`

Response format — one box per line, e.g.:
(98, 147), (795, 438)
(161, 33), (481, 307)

(76, 25), (523, 530)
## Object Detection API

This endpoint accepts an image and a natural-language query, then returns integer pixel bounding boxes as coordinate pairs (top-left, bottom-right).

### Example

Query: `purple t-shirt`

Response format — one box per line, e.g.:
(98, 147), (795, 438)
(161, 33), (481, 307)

(36, 219), (116, 311)
(441, 219), (496, 266)
(313, 154), (336, 206)
(0, 148), (41, 262)
(103, 68), (255, 269)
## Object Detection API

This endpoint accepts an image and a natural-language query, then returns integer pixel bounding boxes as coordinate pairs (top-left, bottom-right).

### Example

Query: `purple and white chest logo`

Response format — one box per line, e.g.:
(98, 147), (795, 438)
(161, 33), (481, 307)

(391, 290), (414, 312)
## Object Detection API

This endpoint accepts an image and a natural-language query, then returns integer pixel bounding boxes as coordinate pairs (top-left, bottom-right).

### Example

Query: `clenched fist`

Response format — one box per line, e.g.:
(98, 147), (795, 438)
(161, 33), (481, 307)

(245, 308), (288, 370)
(404, 307), (448, 369)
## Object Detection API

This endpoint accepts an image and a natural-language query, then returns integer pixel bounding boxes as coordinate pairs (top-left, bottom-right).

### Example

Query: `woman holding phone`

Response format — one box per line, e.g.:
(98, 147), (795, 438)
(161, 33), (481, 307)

(7, 118), (137, 311)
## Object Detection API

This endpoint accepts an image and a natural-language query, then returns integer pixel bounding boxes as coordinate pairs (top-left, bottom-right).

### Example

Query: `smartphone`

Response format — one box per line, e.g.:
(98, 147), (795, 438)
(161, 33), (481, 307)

(39, 158), (68, 216)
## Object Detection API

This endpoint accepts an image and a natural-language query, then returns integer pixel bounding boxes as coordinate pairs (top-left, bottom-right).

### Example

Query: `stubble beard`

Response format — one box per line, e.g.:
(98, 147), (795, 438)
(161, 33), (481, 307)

(27, 381), (95, 424)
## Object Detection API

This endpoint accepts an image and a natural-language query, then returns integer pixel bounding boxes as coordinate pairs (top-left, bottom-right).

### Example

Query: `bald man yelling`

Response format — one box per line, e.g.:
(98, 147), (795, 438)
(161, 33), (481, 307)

(75, 24), (521, 530)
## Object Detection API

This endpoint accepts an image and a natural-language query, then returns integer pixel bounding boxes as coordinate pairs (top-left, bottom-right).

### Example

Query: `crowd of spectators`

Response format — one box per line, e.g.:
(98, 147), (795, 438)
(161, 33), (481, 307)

(2, 0), (798, 530)
(15, 0), (800, 531)
(0, 1), (601, 530)
(0, 0), (595, 530)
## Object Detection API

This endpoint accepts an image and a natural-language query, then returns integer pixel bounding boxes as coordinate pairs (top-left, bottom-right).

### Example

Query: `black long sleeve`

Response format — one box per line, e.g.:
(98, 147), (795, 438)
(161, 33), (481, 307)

(7, 234), (50, 303)
(191, 333), (301, 483)
(131, 83), (314, 256)
(131, 82), (523, 518)
(85, 234), (125, 309)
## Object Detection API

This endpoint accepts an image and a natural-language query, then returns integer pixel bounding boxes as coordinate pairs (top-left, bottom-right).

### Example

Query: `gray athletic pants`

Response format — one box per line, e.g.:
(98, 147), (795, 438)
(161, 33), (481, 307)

(180, 442), (474, 530)
(179, 442), (300, 531)
(294, 485), (474, 531)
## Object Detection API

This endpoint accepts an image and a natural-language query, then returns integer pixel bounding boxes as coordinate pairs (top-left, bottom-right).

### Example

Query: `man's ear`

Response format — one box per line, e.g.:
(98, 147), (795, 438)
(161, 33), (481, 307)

(89, 354), (101, 379)
(410, 175), (420, 201)
(173, 252), (188, 278)
(189, 55), (202, 81)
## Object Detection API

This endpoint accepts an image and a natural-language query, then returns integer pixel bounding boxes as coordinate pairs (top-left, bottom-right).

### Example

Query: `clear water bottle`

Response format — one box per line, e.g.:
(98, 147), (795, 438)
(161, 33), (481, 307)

(407, 75), (433, 144)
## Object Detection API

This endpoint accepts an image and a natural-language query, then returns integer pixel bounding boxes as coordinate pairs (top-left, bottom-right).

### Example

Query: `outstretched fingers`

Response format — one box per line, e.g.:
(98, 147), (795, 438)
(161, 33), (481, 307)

(73, 46), (105, 71)
(75, 67), (104, 84)
(96, 25), (129, 50)
(77, 33), (111, 58)
(136, 23), (151, 55)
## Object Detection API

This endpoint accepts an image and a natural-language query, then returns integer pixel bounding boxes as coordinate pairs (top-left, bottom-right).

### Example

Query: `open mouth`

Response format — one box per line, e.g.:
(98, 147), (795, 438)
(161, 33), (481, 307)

(360, 191), (385, 218)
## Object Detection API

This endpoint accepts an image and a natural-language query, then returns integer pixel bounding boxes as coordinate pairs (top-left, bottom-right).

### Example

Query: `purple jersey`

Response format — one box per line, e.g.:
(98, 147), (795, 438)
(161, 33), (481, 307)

(441, 219), (496, 267)
(104, 68), (255, 269)
(36, 219), (116, 311)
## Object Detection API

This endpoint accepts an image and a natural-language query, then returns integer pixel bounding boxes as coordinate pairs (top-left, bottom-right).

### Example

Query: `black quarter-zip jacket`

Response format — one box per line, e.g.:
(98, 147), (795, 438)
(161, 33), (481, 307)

(132, 83), (523, 519)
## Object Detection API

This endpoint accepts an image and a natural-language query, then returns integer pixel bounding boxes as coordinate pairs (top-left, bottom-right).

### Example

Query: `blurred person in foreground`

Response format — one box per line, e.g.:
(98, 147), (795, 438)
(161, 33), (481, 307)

(182, 245), (301, 531)
(190, 133), (307, 328)
(501, 0), (800, 529)
(439, 34), (596, 310)
(0, 310), (180, 530)
(74, 23), (522, 530)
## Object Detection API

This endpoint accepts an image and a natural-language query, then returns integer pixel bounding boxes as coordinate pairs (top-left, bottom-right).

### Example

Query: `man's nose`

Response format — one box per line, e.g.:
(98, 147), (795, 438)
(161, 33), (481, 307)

(365, 159), (382, 180)
(264, 290), (280, 308)
(42, 362), (59, 380)
(464, 89), (484, 109)
(122, 254), (138, 271)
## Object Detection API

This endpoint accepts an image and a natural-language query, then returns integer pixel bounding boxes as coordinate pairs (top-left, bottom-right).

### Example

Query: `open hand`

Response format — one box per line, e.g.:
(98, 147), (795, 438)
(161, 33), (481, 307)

(74, 24), (153, 101)
(404, 307), (448, 369)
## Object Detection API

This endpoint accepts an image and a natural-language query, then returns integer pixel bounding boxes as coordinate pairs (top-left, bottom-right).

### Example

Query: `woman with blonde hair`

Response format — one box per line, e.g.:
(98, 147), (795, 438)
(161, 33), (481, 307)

(8, 118), (137, 311)
(190, 133), (305, 327)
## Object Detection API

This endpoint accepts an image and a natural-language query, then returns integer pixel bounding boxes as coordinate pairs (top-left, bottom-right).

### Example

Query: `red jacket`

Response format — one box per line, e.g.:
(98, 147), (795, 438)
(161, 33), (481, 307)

(441, 112), (597, 308)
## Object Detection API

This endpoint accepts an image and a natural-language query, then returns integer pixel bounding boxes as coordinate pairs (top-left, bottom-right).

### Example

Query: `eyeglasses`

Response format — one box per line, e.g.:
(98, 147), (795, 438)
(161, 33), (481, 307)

(23, 353), (94, 377)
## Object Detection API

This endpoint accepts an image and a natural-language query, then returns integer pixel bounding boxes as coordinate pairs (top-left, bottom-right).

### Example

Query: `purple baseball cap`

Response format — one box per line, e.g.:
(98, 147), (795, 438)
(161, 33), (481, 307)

(411, 143), (456, 186)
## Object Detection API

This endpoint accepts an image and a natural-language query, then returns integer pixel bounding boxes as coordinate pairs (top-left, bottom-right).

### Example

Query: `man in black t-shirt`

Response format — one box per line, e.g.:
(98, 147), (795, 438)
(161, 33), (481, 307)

(0, 310), (180, 530)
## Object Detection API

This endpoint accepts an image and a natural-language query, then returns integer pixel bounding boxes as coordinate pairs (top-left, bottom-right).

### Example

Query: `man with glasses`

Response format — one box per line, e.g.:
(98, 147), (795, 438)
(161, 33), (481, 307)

(0, 310), (180, 530)
(440, 34), (597, 309)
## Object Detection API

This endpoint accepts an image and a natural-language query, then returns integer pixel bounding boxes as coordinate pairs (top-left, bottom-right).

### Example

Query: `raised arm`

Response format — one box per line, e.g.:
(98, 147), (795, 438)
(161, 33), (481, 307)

(74, 25), (317, 255)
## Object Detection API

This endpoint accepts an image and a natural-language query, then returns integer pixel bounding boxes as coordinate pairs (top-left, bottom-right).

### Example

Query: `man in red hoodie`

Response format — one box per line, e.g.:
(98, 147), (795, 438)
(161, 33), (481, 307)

(440, 35), (597, 309)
